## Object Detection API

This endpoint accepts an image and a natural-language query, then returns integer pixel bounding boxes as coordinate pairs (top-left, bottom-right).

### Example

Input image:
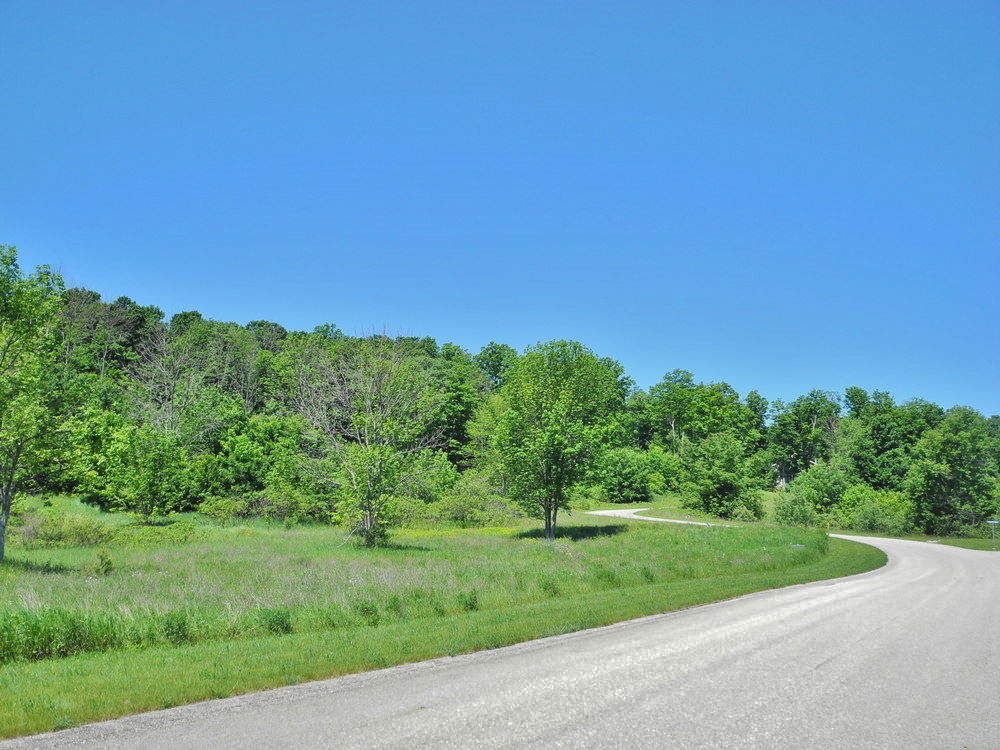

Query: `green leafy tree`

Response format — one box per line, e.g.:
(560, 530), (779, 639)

(622, 390), (656, 450)
(105, 424), (189, 522)
(768, 390), (841, 484)
(430, 343), (490, 465)
(648, 371), (754, 454)
(837, 388), (940, 492)
(494, 340), (626, 539)
(905, 406), (998, 534)
(680, 432), (762, 520)
(465, 390), (510, 490)
(0, 247), (64, 562)
(55, 289), (163, 383)
(648, 370), (697, 454)
(473, 341), (518, 388)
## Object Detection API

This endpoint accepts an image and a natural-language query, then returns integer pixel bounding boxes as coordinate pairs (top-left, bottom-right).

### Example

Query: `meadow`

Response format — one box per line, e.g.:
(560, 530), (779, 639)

(0, 497), (886, 738)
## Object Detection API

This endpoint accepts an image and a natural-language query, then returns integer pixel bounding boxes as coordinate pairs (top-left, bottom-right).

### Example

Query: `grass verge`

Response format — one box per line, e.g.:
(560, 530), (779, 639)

(0, 532), (884, 740)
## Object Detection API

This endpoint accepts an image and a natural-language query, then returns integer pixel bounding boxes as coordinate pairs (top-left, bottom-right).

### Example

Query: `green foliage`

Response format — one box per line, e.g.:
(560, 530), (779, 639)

(591, 446), (653, 503)
(768, 390), (841, 483)
(193, 414), (333, 524)
(0, 246), (66, 562)
(840, 485), (915, 535)
(647, 370), (757, 455)
(473, 341), (518, 388)
(680, 433), (763, 520)
(494, 340), (627, 538)
(772, 491), (817, 527)
(104, 425), (190, 522)
(785, 461), (852, 511)
(905, 406), (998, 534)
(836, 389), (943, 492)
(430, 344), (490, 465)
(428, 471), (522, 527)
(645, 445), (683, 494)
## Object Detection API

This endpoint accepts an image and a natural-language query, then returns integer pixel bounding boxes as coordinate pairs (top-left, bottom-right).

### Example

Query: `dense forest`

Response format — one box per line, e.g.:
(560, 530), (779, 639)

(1, 246), (998, 555)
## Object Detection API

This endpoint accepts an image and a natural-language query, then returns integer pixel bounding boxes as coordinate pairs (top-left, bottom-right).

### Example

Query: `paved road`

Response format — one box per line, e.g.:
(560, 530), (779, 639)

(5, 527), (998, 749)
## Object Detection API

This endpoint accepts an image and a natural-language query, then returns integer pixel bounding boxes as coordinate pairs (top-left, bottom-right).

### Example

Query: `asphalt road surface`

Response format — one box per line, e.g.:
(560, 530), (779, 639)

(4, 524), (998, 749)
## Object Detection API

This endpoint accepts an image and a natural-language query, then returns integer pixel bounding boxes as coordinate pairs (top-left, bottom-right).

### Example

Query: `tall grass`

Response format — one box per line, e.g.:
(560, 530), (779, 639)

(0, 501), (888, 738)
(1, 514), (832, 667)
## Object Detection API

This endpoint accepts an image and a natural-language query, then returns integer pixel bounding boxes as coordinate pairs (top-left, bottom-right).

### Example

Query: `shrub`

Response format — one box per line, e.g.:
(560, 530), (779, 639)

(591, 447), (652, 504)
(198, 495), (252, 524)
(773, 491), (817, 527)
(88, 550), (114, 577)
(844, 487), (915, 535)
(786, 462), (852, 511)
(13, 511), (112, 548)
(428, 472), (521, 527)
(646, 446), (683, 494)
(681, 434), (762, 519)
(109, 521), (200, 547)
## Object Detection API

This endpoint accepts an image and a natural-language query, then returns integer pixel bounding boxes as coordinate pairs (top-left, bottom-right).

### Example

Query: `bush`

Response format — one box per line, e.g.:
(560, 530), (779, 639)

(427, 472), (521, 527)
(13, 511), (112, 548)
(198, 495), (252, 524)
(773, 491), (817, 527)
(646, 446), (683, 494)
(841, 486), (915, 535)
(87, 550), (114, 577)
(786, 462), (852, 512)
(591, 447), (653, 504)
(681, 434), (763, 520)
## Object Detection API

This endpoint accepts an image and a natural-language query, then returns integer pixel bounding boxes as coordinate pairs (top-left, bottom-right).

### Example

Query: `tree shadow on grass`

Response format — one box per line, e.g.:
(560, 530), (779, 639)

(515, 524), (629, 542)
(1, 558), (73, 574)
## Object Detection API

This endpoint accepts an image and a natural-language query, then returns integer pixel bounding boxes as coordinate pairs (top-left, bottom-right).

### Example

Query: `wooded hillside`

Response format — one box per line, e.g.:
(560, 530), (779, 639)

(2, 246), (998, 554)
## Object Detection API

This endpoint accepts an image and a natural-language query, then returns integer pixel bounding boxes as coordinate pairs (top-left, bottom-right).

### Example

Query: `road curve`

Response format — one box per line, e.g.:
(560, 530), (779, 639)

(4, 522), (998, 749)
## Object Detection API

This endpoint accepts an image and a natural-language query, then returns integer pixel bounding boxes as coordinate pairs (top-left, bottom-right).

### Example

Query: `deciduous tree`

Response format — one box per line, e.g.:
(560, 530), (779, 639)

(0, 247), (64, 562)
(494, 340), (626, 539)
(905, 406), (998, 534)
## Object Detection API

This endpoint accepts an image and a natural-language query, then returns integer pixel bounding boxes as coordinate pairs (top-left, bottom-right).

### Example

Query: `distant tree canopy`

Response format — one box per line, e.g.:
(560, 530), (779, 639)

(1, 245), (997, 553)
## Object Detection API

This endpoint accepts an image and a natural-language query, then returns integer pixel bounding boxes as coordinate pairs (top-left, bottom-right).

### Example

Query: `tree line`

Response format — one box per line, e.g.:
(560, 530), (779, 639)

(1, 246), (998, 557)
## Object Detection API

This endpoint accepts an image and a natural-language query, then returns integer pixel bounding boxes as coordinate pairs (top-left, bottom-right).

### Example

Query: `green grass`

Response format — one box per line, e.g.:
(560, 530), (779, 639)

(0, 504), (886, 739)
(936, 537), (1000, 551)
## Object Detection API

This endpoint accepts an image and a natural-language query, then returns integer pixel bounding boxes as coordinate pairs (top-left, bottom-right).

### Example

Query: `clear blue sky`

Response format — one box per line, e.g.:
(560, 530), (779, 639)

(3, 2), (998, 416)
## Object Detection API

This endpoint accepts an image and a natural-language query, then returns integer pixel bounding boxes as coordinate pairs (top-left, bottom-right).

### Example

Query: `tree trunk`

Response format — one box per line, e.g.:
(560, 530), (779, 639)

(0, 486), (11, 564)
(544, 502), (555, 540)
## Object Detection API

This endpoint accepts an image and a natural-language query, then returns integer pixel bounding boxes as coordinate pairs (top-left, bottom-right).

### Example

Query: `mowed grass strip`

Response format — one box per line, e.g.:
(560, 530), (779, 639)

(0, 516), (886, 739)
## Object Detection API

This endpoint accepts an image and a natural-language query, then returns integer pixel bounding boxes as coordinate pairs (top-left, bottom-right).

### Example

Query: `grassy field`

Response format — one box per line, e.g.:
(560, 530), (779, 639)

(0, 497), (886, 739)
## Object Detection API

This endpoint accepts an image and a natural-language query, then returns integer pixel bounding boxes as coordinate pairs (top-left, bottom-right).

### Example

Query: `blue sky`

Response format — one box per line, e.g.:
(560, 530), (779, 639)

(2, 2), (998, 416)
